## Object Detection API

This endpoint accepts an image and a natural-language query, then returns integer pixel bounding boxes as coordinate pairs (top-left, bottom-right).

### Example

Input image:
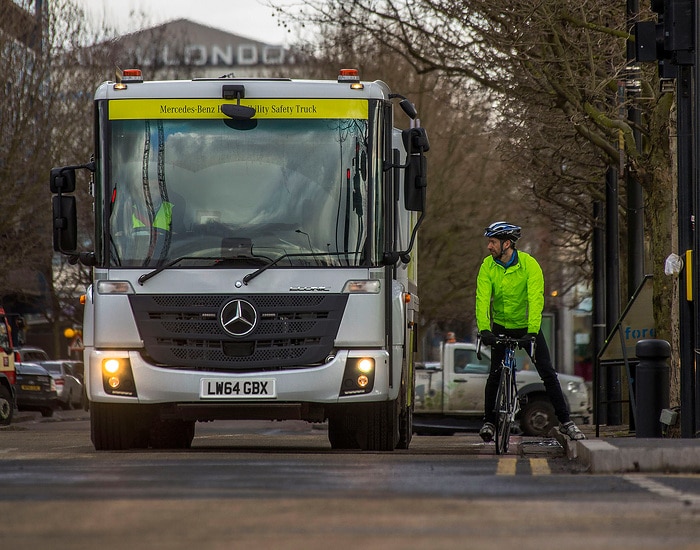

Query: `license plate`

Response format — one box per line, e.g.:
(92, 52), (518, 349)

(200, 378), (276, 399)
(21, 385), (40, 391)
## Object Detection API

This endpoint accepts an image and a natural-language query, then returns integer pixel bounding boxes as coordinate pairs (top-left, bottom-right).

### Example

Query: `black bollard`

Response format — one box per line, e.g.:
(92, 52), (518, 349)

(635, 339), (670, 438)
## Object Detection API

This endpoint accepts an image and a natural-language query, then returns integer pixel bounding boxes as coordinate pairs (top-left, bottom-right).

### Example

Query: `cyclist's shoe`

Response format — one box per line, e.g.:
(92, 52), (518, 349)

(479, 422), (495, 442)
(559, 421), (586, 441)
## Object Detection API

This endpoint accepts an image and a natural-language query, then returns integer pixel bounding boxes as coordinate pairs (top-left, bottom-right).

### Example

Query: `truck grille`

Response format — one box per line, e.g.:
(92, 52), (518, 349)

(129, 294), (348, 371)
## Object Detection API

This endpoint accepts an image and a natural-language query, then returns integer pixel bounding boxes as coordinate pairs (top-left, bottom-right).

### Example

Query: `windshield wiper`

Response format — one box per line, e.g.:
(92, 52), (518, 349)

(138, 256), (221, 285)
(242, 252), (319, 285)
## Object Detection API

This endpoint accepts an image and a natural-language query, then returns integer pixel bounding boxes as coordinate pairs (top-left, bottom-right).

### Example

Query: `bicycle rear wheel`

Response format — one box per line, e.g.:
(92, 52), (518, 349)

(494, 367), (512, 455)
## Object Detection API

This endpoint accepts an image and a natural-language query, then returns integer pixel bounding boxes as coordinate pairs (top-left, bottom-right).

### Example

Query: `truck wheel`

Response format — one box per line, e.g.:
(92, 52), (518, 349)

(519, 397), (556, 436)
(327, 410), (360, 450)
(149, 419), (196, 449)
(91, 402), (151, 450)
(0, 385), (14, 426)
(396, 365), (414, 449)
(358, 400), (399, 451)
(396, 404), (413, 449)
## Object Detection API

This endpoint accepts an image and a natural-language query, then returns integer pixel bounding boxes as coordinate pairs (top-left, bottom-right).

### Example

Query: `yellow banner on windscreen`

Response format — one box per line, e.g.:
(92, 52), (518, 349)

(108, 99), (368, 120)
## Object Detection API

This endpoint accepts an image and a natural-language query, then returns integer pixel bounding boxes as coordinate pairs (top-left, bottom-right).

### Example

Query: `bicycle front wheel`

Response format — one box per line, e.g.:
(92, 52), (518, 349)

(494, 367), (512, 455)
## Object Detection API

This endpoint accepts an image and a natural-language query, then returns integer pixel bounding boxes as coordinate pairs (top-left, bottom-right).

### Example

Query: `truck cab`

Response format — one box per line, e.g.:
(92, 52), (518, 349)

(49, 68), (428, 451)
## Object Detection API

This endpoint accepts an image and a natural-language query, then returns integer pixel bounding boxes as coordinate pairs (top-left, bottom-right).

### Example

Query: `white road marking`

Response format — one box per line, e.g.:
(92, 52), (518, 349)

(623, 474), (700, 508)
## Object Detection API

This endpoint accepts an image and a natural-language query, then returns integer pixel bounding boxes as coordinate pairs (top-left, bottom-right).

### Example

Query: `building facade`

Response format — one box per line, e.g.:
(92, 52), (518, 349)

(109, 19), (303, 80)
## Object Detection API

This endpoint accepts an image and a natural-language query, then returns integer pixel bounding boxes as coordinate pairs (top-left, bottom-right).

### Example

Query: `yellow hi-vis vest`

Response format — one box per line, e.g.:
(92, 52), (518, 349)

(153, 202), (173, 230)
(132, 202), (173, 230)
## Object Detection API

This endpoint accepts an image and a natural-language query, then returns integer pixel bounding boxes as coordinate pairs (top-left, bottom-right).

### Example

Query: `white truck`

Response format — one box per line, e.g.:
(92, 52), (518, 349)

(414, 342), (591, 436)
(50, 68), (428, 451)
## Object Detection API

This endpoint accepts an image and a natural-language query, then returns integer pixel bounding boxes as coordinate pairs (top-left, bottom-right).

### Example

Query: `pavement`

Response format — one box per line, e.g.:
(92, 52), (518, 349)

(555, 422), (700, 474)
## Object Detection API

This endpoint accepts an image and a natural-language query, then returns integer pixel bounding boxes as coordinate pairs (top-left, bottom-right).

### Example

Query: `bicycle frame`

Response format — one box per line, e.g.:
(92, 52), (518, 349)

(495, 341), (518, 454)
(478, 335), (536, 455)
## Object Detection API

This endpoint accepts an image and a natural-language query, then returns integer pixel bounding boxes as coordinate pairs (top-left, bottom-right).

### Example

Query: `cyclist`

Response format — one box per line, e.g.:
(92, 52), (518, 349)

(476, 221), (585, 442)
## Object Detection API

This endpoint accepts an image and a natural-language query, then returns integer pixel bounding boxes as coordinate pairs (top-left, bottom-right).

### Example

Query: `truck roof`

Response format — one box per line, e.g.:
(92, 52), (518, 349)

(95, 74), (393, 101)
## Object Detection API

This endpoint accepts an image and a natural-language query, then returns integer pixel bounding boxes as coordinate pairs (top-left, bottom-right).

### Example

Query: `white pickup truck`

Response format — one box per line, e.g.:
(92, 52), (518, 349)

(414, 342), (591, 436)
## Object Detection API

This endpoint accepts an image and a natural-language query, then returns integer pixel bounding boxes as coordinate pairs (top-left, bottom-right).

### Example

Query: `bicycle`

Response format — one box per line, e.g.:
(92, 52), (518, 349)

(478, 334), (536, 455)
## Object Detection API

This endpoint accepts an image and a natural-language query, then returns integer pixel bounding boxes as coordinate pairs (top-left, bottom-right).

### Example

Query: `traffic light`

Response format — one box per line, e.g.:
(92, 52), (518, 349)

(635, 0), (694, 76)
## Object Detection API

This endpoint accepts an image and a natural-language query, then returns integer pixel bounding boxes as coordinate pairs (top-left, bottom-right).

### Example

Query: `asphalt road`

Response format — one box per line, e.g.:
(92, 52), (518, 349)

(1, 411), (699, 549)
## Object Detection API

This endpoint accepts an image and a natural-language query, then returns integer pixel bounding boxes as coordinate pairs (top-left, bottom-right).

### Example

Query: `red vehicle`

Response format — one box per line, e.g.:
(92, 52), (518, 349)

(0, 307), (15, 425)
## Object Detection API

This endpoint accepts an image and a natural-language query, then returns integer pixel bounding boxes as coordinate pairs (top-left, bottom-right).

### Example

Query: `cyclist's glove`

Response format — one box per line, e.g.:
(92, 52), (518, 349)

(480, 330), (497, 346)
(524, 333), (538, 353)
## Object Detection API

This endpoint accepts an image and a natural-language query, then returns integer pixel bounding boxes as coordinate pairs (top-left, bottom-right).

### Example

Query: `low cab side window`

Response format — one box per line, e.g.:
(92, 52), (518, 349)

(453, 349), (489, 375)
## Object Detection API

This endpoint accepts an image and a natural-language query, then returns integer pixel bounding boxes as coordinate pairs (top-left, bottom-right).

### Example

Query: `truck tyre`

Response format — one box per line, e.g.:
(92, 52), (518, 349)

(327, 409), (360, 450)
(396, 364), (413, 449)
(41, 407), (54, 418)
(396, 404), (413, 449)
(91, 402), (151, 450)
(149, 419), (195, 449)
(0, 384), (14, 426)
(357, 400), (399, 451)
(519, 396), (556, 436)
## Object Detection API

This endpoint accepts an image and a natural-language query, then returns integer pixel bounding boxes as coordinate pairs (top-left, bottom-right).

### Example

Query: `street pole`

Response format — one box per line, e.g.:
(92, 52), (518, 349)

(592, 201), (607, 426)
(605, 166), (622, 425)
(627, 0), (645, 299)
(677, 63), (695, 438)
(691, 0), (700, 436)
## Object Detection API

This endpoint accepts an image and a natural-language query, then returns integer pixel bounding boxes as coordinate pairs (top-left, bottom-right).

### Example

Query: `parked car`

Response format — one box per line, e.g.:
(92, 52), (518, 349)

(14, 362), (57, 417)
(13, 346), (50, 363)
(38, 360), (84, 410)
(414, 342), (591, 436)
(63, 360), (88, 411)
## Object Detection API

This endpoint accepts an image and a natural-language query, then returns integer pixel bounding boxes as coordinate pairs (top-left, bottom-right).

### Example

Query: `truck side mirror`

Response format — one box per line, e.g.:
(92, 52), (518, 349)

(402, 128), (429, 212)
(49, 161), (95, 264)
(52, 195), (78, 252)
(50, 167), (76, 193)
(404, 155), (427, 211)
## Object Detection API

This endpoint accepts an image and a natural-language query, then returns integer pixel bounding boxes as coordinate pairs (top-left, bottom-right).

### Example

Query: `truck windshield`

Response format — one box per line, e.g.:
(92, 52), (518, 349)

(107, 117), (373, 268)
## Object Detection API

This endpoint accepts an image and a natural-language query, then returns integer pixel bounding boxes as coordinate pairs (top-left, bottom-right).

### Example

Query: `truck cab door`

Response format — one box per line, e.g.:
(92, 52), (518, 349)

(444, 347), (490, 414)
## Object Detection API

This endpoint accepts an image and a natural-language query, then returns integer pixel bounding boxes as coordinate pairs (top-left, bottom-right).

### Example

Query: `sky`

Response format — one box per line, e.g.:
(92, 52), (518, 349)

(73, 0), (301, 45)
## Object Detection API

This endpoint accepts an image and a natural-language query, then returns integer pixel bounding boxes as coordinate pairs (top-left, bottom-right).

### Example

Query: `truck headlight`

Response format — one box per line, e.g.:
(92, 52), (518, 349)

(340, 357), (375, 396)
(101, 358), (138, 397)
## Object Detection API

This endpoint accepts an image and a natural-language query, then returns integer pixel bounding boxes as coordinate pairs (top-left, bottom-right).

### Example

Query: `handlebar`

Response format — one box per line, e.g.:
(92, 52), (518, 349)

(476, 333), (536, 360)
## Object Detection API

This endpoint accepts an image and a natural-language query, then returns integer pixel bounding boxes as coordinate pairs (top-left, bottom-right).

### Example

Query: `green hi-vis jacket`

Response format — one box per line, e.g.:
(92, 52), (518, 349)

(475, 250), (545, 334)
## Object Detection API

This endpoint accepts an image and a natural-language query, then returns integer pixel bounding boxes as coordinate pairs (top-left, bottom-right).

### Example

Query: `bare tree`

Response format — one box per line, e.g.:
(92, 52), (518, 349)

(5, 1), (277, 354)
(277, 0), (675, 343)
(0, 0), (122, 353)
(286, 29), (523, 344)
(0, 0), (53, 293)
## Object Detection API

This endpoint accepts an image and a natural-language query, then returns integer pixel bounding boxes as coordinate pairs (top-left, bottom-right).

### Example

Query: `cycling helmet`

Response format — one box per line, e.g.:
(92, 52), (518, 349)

(484, 221), (521, 243)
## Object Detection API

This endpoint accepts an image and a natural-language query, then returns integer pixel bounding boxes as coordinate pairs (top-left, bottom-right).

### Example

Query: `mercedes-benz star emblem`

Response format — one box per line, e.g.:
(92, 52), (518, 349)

(219, 299), (257, 337)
